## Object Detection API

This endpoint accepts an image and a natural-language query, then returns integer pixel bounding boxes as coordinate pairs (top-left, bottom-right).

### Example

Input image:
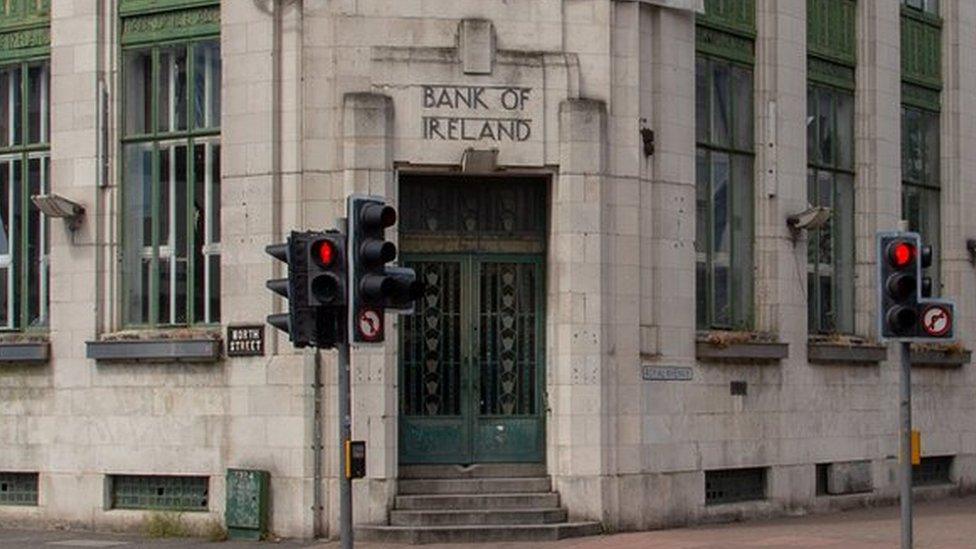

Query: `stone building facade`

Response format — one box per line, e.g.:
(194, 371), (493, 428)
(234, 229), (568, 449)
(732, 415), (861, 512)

(2, 0), (976, 541)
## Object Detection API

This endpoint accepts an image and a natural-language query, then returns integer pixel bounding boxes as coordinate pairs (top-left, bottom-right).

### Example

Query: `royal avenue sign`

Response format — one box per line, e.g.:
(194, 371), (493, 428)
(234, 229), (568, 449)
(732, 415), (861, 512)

(420, 85), (533, 143)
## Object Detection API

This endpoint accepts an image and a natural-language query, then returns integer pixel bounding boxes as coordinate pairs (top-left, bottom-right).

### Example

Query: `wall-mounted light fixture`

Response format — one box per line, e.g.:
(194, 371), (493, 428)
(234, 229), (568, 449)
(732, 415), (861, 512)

(31, 193), (86, 231)
(786, 206), (831, 242)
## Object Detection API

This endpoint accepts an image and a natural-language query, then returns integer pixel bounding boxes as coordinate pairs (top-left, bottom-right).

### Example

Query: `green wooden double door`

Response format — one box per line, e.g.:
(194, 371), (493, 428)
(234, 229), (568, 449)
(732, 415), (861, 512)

(399, 254), (545, 464)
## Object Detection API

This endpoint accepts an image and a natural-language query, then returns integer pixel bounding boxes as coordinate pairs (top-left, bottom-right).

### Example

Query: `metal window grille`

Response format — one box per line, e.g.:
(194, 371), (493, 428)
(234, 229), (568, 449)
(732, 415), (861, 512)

(705, 467), (766, 505)
(111, 475), (209, 511)
(0, 472), (38, 506)
(913, 456), (952, 487)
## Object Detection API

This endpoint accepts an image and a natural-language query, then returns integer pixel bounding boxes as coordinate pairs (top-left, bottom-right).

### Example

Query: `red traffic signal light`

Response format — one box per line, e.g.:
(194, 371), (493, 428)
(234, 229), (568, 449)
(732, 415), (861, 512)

(313, 239), (336, 267)
(888, 241), (915, 268)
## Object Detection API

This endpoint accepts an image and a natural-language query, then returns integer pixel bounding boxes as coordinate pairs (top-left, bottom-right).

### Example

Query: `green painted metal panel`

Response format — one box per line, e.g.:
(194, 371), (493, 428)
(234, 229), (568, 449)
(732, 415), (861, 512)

(698, 0), (756, 36)
(120, 0), (219, 17)
(900, 7), (941, 93)
(399, 255), (545, 464)
(225, 469), (269, 541)
(0, 0), (49, 33)
(902, 82), (940, 112)
(807, 0), (856, 67)
(120, 4), (219, 46)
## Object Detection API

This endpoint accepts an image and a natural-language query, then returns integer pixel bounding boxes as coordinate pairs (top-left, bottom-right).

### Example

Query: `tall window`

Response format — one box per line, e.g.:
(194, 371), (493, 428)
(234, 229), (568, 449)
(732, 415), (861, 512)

(0, 60), (49, 330)
(695, 0), (755, 330)
(807, 0), (856, 334)
(121, 39), (221, 326)
(900, 0), (941, 287)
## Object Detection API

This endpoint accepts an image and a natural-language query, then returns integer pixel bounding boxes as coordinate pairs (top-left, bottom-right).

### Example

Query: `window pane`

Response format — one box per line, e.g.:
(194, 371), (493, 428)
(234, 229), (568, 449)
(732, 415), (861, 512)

(26, 63), (48, 145)
(27, 156), (44, 326)
(711, 61), (732, 147)
(903, 108), (923, 183)
(818, 170), (833, 266)
(834, 173), (855, 333)
(836, 91), (854, 170)
(712, 152), (731, 327)
(732, 65), (753, 149)
(731, 154), (753, 329)
(0, 66), (22, 147)
(159, 142), (188, 325)
(193, 41), (221, 130)
(923, 111), (939, 186)
(10, 158), (21, 326)
(123, 49), (152, 136)
(696, 57), (709, 143)
(208, 254), (220, 323)
(807, 88), (818, 165)
(696, 259), (707, 328)
(711, 152), (730, 256)
(806, 169), (817, 266)
(818, 90), (834, 166)
(123, 142), (153, 325)
(695, 148), (709, 255)
(210, 143), (221, 243)
(0, 159), (11, 256)
(158, 46), (188, 134)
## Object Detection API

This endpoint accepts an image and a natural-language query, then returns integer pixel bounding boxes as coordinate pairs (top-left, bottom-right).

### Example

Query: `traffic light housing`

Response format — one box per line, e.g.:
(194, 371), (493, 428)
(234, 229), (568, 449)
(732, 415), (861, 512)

(267, 231), (347, 349)
(347, 195), (423, 344)
(877, 231), (954, 341)
(266, 232), (314, 348)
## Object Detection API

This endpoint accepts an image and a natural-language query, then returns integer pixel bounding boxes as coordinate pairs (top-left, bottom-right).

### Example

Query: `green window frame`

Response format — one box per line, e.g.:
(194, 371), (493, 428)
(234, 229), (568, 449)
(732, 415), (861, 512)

(901, 0), (938, 16)
(900, 3), (941, 289)
(0, 55), (49, 334)
(807, 86), (855, 335)
(120, 29), (221, 328)
(902, 105), (940, 288)
(695, 53), (754, 330)
(806, 0), (856, 335)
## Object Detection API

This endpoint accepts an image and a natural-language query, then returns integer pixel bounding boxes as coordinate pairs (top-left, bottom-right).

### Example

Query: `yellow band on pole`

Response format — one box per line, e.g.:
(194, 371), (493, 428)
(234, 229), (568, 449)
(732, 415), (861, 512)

(344, 440), (352, 479)
(911, 430), (921, 466)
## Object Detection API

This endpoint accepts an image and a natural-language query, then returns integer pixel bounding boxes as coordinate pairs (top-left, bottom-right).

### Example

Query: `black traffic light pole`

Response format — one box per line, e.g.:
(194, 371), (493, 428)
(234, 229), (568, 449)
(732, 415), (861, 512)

(338, 330), (353, 549)
(899, 340), (912, 549)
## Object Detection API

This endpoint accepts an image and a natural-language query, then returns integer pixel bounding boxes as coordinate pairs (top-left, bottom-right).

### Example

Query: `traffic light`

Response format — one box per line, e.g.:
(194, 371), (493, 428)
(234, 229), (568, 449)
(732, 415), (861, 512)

(347, 195), (423, 344)
(877, 231), (954, 341)
(308, 232), (346, 307)
(267, 231), (347, 349)
(266, 231), (314, 348)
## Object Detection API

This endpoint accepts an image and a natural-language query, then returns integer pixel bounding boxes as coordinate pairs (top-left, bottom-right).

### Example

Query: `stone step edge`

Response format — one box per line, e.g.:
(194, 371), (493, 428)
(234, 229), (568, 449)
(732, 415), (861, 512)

(391, 507), (566, 514)
(357, 521), (601, 532)
(396, 492), (556, 499)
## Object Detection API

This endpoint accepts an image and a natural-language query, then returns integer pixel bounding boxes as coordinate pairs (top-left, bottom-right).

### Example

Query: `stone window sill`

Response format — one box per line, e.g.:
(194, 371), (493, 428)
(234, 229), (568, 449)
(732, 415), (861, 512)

(87, 332), (222, 364)
(909, 345), (971, 368)
(696, 332), (788, 363)
(0, 341), (49, 364)
(808, 339), (886, 365)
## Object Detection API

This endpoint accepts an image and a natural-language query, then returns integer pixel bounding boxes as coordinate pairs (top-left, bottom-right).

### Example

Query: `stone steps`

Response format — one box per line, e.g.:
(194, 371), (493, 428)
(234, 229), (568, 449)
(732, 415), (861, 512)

(397, 476), (551, 495)
(398, 463), (547, 479)
(356, 522), (602, 544)
(359, 470), (601, 544)
(395, 492), (560, 510)
(390, 507), (568, 526)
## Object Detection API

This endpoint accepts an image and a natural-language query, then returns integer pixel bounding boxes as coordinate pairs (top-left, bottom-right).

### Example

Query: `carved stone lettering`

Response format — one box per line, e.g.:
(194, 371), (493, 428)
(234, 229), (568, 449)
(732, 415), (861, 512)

(419, 85), (533, 143)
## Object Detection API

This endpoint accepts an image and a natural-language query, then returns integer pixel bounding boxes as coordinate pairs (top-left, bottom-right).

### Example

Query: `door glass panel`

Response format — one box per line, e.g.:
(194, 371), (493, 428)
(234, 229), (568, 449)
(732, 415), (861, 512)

(400, 260), (462, 417)
(479, 261), (538, 416)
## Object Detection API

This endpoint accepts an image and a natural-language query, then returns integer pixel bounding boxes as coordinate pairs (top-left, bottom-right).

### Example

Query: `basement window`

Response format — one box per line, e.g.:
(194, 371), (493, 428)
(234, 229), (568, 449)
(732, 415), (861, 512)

(913, 456), (953, 487)
(705, 467), (766, 505)
(110, 475), (209, 511)
(0, 472), (38, 506)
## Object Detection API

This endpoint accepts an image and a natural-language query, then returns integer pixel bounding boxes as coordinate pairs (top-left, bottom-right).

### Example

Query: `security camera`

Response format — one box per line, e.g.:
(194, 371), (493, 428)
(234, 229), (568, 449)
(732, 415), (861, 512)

(787, 206), (832, 232)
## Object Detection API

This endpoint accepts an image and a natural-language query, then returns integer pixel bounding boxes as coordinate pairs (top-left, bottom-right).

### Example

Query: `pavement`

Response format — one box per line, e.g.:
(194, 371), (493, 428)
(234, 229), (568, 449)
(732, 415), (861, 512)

(2, 495), (975, 548)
